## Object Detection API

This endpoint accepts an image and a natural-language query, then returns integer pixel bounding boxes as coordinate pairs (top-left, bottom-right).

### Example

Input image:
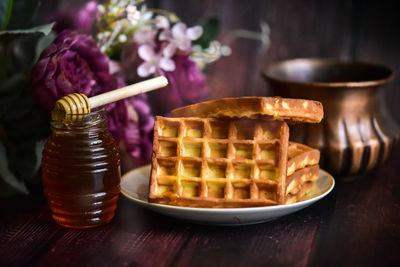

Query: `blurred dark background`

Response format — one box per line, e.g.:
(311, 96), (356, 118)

(42, 0), (400, 123)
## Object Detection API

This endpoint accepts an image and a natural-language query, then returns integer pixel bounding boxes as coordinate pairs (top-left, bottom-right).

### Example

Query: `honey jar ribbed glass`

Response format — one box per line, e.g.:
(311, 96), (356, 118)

(42, 109), (121, 228)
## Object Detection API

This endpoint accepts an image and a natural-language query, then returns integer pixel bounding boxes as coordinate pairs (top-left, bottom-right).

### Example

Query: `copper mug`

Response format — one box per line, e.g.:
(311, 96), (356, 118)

(262, 58), (399, 177)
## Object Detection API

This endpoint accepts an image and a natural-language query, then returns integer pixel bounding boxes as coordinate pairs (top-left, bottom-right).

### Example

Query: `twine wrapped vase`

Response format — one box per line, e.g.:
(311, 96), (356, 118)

(263, 58), (399, 177)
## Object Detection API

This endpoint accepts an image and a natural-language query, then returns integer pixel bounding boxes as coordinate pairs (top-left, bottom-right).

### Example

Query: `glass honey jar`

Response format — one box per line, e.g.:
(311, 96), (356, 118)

(42, 109), (121, 228)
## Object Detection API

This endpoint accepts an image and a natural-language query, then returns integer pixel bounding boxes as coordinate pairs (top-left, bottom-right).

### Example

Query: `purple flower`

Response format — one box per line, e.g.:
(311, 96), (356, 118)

(150, 55), (210, 113)
(49, 1), (99, 33)
(159, 22), (203, 55)
(32, 30), (154, 166)
(31, 30), (117, 113)
(107, 94), (154, 166)
(76, 1), (99, 32)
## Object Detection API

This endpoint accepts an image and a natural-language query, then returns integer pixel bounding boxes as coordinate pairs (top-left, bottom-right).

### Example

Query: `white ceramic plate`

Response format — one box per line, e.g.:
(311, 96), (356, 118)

(121, 165), (335, 225)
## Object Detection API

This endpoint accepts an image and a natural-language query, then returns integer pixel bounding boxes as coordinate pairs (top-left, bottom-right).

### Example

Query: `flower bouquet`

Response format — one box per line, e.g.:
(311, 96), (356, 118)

(0, 0), (230, 196)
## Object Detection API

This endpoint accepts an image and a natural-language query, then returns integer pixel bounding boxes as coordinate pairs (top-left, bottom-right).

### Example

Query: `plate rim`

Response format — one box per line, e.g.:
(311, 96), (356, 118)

(120, 164), (335, 213)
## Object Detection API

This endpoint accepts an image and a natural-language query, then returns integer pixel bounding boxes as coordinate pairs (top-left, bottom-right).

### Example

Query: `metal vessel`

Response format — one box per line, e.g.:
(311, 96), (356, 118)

(263, 58), (399, 177)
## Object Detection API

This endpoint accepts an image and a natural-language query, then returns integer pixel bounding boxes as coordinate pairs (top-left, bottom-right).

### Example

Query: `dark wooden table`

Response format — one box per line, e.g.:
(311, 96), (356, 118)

(1, 151), (399, 267)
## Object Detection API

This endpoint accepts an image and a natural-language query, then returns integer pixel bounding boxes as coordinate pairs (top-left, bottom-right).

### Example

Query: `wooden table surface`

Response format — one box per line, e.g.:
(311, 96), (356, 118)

(1, 151), (399, 267)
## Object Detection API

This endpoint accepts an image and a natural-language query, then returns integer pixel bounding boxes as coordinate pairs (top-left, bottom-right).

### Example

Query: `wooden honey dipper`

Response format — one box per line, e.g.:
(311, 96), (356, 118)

(52, 76), (168, 121)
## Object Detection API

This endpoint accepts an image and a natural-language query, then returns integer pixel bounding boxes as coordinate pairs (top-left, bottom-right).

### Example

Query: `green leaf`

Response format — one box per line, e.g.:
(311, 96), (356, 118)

(0, 73), (25, 116)
(0, 0), (13, 30)
(0, 74), (50, 195)
(0, 22), (54, 36)
(0, 25), (54, 80)
(0, 141), (29, 196)
(34, 31), (55, 63)
(0, 41), (50, 194)
(0, 1), (8, 28)
(1, 96), (50, 140)
(193, 17), (221, 49)
(0, 0), (53, 196)
(6, 0), (39, 30)
(7, 139), (47, 183)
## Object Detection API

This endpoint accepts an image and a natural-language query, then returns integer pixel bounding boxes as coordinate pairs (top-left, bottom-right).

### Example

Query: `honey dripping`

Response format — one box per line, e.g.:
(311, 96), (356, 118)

(42, 109), (121, 228)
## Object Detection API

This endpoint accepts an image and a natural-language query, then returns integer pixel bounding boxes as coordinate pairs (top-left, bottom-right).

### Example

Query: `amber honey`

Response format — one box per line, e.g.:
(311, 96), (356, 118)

(42, 109), (120, 228)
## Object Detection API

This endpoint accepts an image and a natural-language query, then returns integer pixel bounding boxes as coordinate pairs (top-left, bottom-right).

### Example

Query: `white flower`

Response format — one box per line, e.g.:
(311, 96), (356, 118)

(97, 4), (105, 14)
(126, 4), (153, 28)
(155, 15), (170, 29)
(159, 22), (203, 56)
(137, 45), (176, 77)
(162, 43), (176, 58)
(126, 5), (141, 25)
(133, 28), (157, 44)
(118, 34), (128, 43)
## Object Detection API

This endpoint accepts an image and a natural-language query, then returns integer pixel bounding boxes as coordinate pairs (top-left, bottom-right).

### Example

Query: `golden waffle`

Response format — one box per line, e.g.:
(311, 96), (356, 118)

(286, 165), (319, 204)
(287, 142), (320, 176)
(171, 97), (323, 123)
(149, 116), (290, 208)
(285, 143), (320, 204)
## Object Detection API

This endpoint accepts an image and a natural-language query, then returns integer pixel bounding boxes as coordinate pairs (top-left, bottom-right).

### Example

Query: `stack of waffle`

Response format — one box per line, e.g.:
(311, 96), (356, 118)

(148, 97), (323, 208)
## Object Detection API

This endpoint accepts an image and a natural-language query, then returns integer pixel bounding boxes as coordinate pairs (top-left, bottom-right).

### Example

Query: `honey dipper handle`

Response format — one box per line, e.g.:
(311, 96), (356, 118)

(88, 76), (168, 109)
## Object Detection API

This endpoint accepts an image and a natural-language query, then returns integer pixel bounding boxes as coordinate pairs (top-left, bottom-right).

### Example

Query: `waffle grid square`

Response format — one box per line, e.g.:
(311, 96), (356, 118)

(149, 116), (290, 207)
